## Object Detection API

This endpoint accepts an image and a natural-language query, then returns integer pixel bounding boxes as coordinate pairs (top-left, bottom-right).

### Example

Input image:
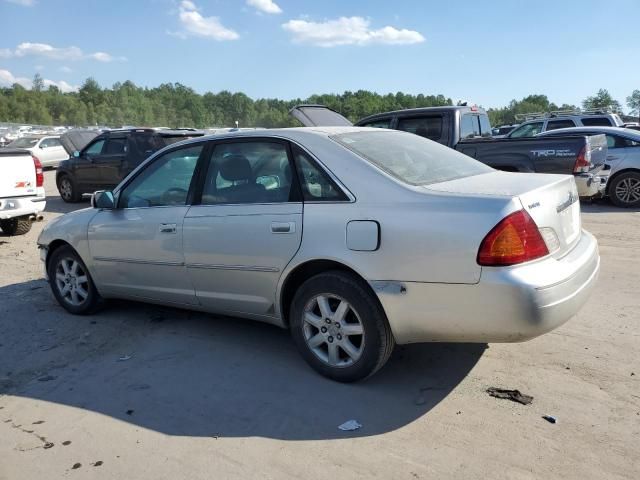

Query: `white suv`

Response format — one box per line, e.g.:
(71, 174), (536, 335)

(508, 112), (624, 138)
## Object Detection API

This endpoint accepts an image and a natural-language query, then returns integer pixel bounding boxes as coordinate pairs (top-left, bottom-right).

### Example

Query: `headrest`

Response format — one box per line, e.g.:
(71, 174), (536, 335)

(219, 154), (252, 181)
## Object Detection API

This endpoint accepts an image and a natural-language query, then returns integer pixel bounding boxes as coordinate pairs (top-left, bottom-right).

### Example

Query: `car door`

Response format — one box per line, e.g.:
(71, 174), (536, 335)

(87, 143), (205, 305)
(75, 138), (106, 191)
(183, 138), (303, 316)
(93, 136), (128, 188)
(605, 134), (630, 167)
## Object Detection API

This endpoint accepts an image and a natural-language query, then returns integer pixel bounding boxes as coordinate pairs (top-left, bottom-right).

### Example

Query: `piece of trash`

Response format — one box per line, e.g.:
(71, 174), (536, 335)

(93, 461), (103, 467)
(486, 387), (533, 405)
(542, 415), (557, 424)
(118, 355), (133, 362)
(62, 441), (71, 446)
(43, 442), (54, 449)
(71, 463), (81, 470)
(32, 420), (45, 425)
(37, 375), (56, 382)
(126, 409), (134, 416)
(456, 411), (462, 415)
(338, 420), (362, 431)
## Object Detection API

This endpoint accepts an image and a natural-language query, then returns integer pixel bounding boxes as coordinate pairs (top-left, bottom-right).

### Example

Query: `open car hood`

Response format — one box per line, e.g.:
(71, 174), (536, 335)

(289, 104), (353, 127)
(59, 129), (102, 155)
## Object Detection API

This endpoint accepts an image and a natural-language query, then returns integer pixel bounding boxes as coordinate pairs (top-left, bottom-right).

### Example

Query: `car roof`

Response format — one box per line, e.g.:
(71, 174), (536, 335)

(538, 126), (640, 138)
(357, 106), (485, 125)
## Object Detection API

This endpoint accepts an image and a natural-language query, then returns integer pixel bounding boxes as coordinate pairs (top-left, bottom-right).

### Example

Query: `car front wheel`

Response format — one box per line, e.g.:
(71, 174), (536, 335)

(47, 245), (101, 314)
(609, 171), (640, 207)
(290, 271), (395, 382)
(58, 175), (81, 203)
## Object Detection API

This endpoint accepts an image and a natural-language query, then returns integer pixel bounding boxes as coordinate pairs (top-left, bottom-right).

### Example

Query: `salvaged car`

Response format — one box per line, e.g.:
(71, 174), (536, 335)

(38, 127), (600, 382)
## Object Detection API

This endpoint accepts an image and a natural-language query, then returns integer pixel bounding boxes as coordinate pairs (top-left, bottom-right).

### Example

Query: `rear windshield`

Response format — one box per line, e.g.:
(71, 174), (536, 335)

(331, 130), (492, 186)
(8, 137), (39, 148)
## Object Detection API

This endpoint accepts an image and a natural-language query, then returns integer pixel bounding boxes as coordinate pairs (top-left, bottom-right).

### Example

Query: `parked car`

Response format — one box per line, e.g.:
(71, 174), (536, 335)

(55, 128), (205, 202)
(538, 126), (640, 207)
(291, 105), (608, 198)
(38, 128), (600, 382)
(6, 135), (69, 168)
(507, 110), (624, 138)
(0, 148), (45, 235)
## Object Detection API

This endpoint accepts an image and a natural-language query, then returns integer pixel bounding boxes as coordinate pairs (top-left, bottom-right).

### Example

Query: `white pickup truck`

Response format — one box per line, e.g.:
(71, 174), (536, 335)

(0, 149), (46, 235)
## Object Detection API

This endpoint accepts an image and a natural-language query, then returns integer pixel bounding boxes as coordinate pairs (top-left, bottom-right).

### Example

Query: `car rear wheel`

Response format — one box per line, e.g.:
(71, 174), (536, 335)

(290, 271), (395, 382)
(609, 171), (640, 208)
(58, 175), (81, 203)
(48, 245), (101, 314)
(0, 217), (32, 236)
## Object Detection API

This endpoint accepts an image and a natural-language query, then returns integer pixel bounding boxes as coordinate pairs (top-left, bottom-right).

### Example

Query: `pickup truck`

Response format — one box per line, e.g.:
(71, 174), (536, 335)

(0, 149), (46, 235)
(290, 105), (608, 198)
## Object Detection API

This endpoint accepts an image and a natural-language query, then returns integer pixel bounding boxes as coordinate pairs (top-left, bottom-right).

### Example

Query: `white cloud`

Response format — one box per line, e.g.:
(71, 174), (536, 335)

(172, 0), (239, 40)
(282, 16), (425, 47)
(0, 42), (126, 62)
(247, 0), (281, 14)
(4, 0), (35, 6)
(0, 68), (78, 92)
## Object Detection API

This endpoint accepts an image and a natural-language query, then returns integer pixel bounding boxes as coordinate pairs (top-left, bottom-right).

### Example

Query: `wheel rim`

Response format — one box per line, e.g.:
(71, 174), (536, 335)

(302, 294), (365, 368)
(54, 257), (89, 306)
(615, 177), (640, 204)
(60, 179), (72, 200)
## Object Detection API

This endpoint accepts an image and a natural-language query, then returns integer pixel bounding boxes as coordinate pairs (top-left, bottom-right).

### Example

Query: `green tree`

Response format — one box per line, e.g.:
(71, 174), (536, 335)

(627, 90), (640, 120)
(582, 89), (622, 112)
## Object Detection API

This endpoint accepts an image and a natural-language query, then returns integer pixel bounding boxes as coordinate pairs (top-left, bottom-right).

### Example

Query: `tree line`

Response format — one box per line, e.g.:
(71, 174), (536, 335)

(0, 74), (638, 128)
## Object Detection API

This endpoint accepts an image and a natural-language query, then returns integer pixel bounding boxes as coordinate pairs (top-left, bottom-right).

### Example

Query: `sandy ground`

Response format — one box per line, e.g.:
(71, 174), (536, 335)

(0, 170), (638, 479)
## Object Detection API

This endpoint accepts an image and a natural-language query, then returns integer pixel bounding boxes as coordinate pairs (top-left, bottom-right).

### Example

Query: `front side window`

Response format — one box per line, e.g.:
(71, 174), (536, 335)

(546, 120), (576, 131)
(119, 145), (202, 208)
(201, 141), (294, 205)
(332, 130), (491, 186)
(398, 116), (443, 140)
(509, 122), (544, 138)
(103, 137), (127, 155)
(84, 139), (105, 156)
(293, 145), (348, 201)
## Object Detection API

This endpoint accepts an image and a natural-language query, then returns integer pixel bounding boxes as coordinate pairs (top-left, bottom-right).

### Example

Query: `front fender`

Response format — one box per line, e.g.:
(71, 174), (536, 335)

(37, 208), (98, 269)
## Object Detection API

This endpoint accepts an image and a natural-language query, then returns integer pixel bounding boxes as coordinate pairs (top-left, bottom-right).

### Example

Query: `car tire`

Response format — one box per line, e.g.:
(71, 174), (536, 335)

(290, 270), (395, 382)
(0, 217), (32, 236)
(58, 175), (82, 203)
(609, 171), (640, 208)
(47, 245), (101, 315)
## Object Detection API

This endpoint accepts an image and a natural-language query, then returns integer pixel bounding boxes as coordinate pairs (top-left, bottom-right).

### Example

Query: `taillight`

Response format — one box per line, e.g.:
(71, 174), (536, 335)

(573, 146), (591, 173)
(32, 155), (44, 187)
(477, 210), (549, 266)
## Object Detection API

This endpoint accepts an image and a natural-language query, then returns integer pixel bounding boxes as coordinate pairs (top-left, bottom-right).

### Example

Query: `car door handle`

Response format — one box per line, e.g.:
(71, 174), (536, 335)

(159, 223), (177, 234)
(271, 222), (295, 234)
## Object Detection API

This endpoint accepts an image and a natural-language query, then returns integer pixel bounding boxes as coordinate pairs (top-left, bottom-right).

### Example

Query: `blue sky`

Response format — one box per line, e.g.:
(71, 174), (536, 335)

(1, 0), (639, 111)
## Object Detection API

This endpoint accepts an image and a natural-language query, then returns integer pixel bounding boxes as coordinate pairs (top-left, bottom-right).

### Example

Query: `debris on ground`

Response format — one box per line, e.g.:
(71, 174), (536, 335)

(542, 415), (557, 424)
(118, 355), (133, 362)
(71, 463), (81, 470)
(43, 442), (54, 449)
(62, 440), (71, 446)
(32, 420), (45, 425)
(486, 387), (533, 405)
(93, 461), (103, 467)
(338, 420), (362, 431)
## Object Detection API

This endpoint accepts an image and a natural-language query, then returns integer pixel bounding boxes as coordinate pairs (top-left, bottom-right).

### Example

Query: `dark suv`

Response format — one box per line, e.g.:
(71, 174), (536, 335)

(56, 128), (204, 202)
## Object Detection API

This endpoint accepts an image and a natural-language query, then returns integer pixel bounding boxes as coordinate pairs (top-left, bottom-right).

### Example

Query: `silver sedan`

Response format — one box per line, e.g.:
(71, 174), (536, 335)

(38, 127), (600, 382)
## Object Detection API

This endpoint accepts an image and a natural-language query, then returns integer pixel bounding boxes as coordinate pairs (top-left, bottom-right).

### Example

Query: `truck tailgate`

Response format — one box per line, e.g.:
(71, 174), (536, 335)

(0, 149), (37, 198)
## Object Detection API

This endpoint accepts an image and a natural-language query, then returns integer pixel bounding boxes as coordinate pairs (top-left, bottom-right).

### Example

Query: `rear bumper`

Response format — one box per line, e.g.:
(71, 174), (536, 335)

(0, 191), (46, 220)
(575, 172), (607, 198)
(372, 230), (599, 344)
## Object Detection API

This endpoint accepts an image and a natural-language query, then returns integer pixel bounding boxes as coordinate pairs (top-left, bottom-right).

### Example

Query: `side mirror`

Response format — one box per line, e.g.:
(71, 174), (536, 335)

(73, 150), (80, 158)
(91, 190), (115, 209)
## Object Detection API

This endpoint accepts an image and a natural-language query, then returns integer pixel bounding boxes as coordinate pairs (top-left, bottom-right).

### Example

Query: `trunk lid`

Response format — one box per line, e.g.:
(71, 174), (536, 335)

(427, 171), (581, 258)
(0, 149), (37, 198)
(289, 104), (353, 127)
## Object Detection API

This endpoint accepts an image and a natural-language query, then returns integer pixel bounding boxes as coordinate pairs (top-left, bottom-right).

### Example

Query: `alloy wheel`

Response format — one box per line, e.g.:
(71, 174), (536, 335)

(615, 177), (640, 205)
(302, 294), (365, 367)
(59, 178), (73, 201)
(54, 257), (90, 306)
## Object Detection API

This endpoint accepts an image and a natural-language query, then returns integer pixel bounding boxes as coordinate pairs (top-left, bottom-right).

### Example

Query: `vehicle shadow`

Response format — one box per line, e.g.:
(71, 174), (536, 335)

(581, 198), (640, 214)
(44, 195), (89, 215)
(0, 280), (485, 440)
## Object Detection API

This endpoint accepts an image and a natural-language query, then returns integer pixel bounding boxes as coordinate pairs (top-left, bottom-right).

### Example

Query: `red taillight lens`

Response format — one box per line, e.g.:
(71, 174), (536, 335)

(32, 155), (44, 187)
(477, 210), (549, 266)
(573, 146), (591, 173)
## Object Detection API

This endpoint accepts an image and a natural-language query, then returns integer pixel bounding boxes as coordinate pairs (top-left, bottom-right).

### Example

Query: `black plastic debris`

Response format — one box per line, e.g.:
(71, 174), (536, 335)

(486, 387), (533, 405)
(542, 415), (557, 424)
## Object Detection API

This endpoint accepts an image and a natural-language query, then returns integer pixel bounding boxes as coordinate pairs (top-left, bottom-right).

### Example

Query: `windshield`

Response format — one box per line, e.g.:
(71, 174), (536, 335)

(8, 137), (39, 148)
(331, 130), (492, 186)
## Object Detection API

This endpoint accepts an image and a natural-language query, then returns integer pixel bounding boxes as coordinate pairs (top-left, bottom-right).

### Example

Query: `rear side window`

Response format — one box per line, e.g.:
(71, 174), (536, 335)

(546, 119), (576, 131)
(332, 130), (491, 186)
(479, 115), (492, 137)
(581, 117), (613, 127)
(460, 115), (481, 139)
(397, 116), (443, 140)
(293, 145), (348, 201)
(41, 137), (62, 148)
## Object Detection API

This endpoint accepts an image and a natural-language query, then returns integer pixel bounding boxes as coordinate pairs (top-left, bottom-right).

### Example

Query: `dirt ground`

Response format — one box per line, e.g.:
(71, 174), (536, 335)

(0, 170), (638, 479)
